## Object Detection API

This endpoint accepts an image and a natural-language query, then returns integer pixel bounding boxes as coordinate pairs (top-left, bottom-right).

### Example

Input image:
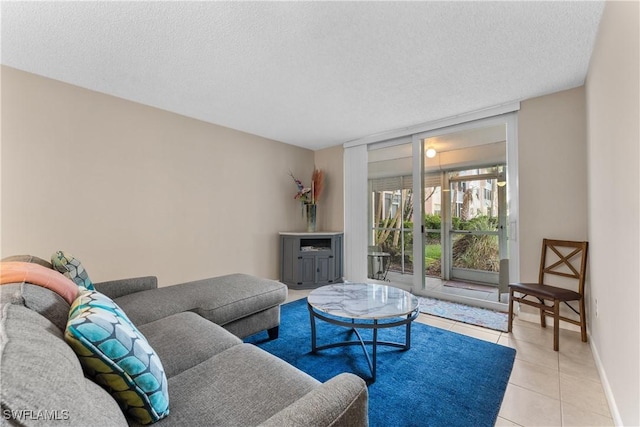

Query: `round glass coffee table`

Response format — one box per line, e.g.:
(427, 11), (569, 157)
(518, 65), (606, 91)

(307, 283), (419, 383)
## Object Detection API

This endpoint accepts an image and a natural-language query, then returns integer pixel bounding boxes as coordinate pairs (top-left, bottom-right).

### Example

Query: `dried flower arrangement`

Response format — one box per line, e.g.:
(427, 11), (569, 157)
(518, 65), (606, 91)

(290, 168), (324, 205)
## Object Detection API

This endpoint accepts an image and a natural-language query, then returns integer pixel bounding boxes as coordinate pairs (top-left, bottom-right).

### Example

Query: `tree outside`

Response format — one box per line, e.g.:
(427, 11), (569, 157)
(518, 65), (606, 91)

(371, 168), (501, 278)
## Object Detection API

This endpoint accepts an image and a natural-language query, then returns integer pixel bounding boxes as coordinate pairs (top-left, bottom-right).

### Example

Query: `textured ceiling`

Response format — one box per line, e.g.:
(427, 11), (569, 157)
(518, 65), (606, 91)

(1, 1), (605, 150)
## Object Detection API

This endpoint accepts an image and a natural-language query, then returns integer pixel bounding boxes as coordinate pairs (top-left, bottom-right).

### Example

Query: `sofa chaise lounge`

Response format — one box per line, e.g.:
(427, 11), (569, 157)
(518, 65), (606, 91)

(0, 255), (369, 426)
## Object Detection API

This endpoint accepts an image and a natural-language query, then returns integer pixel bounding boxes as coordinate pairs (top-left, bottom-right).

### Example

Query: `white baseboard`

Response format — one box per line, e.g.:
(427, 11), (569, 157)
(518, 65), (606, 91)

(590, 338), (623, 426)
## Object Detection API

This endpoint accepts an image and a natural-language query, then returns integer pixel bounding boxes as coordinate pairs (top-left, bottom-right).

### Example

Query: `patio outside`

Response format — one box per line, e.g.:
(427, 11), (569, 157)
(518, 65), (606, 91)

(370, 167), (502, 284)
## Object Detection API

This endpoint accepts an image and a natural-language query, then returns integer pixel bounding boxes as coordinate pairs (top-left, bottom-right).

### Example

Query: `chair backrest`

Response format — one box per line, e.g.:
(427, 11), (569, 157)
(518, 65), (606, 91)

(538, 239), (589, 294)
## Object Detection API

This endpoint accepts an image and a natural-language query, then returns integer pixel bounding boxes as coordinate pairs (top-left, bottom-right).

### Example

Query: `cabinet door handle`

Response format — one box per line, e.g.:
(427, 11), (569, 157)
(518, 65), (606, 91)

(297, 256), (303, 259)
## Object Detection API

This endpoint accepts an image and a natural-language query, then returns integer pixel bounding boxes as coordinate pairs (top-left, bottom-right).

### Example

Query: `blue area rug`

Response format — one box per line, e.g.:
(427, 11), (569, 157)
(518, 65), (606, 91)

(246, 298), (516, 427)
(417, 296), (509, 332)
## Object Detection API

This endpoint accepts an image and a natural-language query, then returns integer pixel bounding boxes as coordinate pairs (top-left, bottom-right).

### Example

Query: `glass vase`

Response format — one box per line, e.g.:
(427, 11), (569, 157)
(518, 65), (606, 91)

(306, 204), (317, 232)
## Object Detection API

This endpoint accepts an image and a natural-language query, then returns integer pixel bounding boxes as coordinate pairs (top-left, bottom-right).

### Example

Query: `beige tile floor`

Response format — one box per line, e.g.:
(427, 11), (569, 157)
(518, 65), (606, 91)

(285, 288), (614, 427)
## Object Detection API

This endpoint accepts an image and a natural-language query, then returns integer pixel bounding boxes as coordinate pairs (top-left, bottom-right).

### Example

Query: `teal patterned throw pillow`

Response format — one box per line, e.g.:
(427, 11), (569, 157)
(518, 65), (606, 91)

(65, 291), (169, 424)
(51, 251), (95, 290)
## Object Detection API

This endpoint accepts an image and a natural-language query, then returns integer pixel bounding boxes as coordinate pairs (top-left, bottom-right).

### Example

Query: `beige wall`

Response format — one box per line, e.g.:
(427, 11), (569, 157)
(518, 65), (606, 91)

(313, 145), (344, 232)
(517, 86), (589, 284)
(585, 1), (639, 425)
(1, 66), (314, 286)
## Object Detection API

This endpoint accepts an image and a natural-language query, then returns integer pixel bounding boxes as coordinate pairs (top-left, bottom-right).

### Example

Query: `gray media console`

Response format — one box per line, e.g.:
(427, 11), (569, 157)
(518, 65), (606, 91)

(279, 232), (344, 289)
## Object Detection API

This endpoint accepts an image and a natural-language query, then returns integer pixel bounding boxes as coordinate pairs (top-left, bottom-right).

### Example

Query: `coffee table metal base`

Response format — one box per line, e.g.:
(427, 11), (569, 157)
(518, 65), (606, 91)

(307, 302), (419, 383)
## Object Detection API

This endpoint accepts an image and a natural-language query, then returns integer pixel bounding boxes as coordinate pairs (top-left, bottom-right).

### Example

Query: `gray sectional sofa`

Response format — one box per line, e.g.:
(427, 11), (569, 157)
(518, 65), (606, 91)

(1, 255), (369, 426)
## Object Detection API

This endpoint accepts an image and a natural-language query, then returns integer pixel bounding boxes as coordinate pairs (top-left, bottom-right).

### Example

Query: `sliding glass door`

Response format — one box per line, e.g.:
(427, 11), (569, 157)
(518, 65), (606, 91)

(415, 120), (513, 309)
(363, 114), (518, 310)
(367, 142), (414, 286)
(423, 175), (442, 278)
(370, 176), (414, 276)
(447, 167), (506, 285)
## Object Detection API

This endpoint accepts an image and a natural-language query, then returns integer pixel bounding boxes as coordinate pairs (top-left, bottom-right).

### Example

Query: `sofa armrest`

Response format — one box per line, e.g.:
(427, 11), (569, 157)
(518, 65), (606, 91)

(93, 276), (158, 299)
(260, 373), (369, 427)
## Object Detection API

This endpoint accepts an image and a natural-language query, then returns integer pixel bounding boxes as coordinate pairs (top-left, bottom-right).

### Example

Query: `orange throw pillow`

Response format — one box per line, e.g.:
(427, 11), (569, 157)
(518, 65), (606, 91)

(0, 261), (79, 304)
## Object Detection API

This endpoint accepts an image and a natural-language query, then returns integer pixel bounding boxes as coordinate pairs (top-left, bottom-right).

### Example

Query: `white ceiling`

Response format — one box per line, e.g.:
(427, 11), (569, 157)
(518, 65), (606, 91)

(1, 1), (605, 150)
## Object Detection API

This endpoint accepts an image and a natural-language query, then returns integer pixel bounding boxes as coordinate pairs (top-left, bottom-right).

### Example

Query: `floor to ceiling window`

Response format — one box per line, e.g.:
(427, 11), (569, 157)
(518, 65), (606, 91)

(363, 114), (517, 311)
(344, 106), (519, 306)
(367, 142), (413, 279)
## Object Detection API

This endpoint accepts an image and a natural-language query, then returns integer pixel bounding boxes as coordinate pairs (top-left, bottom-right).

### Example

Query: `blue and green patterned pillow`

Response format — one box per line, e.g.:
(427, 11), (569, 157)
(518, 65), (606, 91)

(51, 251), (95, 290)
(65, 291), (169, 424)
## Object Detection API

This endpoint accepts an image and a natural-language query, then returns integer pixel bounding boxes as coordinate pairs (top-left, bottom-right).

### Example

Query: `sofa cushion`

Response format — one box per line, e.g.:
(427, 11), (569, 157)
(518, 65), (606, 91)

(128, 344), (319, 426)
(115, 273), (287, 328)
(1, 302), (128, 426)
(51, 250), (95, 290)
(138, 311), (242, 378)
(0, 283), (71, 331)
(65, 291), (169, 425)
(261, 373), (370, 427)
(94, 276), (159, 299)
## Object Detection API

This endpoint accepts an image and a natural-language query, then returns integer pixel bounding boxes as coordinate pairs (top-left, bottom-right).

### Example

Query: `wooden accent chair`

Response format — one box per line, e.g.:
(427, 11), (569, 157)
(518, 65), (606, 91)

(508, 239), (589, 351)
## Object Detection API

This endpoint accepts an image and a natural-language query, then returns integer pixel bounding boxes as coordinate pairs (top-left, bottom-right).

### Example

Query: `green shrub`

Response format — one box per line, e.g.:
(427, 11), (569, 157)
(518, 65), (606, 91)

(454, 215), (498, 231)
(451, 217), (499, 272)
(424, 214), (441, 240)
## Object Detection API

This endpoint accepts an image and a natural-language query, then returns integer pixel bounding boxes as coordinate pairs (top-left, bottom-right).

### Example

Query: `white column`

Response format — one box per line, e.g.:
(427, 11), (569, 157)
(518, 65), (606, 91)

(343, 144), (368, 282)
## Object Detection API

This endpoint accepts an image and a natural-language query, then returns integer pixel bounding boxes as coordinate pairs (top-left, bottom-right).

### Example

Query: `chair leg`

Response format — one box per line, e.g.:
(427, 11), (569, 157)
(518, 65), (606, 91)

(553, 299), (560, 351)
(540, 303), (547, 328)
(507, 289), (514, 332)
(579, 297), (588, 343)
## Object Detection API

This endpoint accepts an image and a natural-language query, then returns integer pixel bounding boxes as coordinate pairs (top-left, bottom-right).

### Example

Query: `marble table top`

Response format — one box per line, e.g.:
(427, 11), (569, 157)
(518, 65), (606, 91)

(308, 283), (419, 320)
